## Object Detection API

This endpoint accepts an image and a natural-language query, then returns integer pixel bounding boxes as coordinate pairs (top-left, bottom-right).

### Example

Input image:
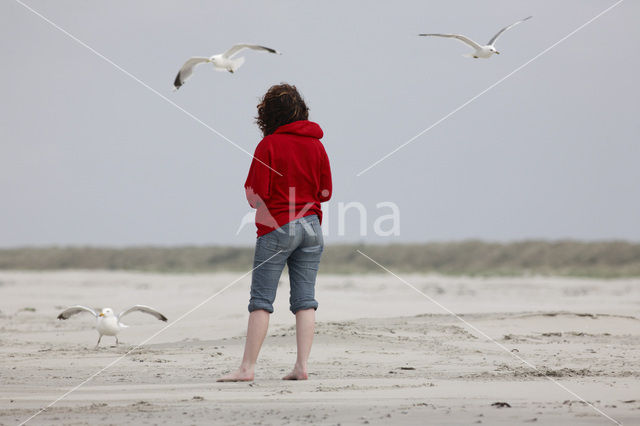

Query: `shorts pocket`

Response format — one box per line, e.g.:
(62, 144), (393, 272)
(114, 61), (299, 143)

(301, 244), (323, 253)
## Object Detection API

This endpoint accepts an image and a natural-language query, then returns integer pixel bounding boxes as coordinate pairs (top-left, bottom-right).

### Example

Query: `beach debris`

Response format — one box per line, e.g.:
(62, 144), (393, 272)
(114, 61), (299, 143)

(491, 402), (511, 408)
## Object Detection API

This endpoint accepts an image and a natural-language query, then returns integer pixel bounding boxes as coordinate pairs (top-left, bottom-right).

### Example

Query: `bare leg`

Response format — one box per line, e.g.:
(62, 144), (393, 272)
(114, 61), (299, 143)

(283, 308), (315, 380)
(95, 335), (102, 349)
(217, 310), (270, 382)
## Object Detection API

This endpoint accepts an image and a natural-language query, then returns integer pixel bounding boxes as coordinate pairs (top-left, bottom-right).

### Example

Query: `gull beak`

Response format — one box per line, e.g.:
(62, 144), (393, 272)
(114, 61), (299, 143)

(495, 51), (500, 55)
(99, 313), (104, 317)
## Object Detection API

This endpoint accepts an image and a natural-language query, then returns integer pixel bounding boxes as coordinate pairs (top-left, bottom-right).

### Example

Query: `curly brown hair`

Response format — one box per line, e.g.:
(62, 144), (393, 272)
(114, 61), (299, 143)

(256, 83), (309, 136)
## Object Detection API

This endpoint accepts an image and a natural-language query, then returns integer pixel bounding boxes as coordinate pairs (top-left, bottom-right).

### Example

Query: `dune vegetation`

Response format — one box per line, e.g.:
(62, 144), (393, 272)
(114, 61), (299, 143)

(1, 241), (639, 278)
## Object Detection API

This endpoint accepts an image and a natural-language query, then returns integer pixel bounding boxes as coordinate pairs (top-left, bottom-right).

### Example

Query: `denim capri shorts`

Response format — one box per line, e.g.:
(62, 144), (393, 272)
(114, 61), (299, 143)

(249, 214), (324, 314)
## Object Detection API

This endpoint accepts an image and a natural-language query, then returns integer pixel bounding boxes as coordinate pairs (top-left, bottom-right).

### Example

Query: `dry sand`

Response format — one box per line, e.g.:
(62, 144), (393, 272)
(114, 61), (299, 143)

(0, 271), (639, 425)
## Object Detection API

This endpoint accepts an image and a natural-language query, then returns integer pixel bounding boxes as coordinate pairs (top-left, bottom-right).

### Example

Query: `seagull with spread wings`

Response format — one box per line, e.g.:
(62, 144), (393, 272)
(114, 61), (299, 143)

(419, 16), (532, 58)
(57, 305), (168, 348)
(173, 43), (282, 90)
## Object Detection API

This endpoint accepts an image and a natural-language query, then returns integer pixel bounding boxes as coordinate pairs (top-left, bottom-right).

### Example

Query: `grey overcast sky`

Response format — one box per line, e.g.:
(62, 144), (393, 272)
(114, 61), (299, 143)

(1, 0), (638, 247)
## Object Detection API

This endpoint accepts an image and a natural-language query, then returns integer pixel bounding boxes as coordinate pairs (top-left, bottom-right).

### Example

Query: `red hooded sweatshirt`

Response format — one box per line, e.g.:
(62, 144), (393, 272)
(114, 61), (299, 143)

(245, 120), (332, 237)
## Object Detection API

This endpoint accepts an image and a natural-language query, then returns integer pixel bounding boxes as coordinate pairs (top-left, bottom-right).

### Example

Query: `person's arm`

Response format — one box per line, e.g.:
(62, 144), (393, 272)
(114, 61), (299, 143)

(244, 140), (271, 209)
(318, 144), (332, 202)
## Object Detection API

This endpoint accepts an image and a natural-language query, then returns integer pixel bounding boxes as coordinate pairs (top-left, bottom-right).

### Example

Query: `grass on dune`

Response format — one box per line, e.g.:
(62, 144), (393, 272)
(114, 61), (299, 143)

(1, 241), (639, 278)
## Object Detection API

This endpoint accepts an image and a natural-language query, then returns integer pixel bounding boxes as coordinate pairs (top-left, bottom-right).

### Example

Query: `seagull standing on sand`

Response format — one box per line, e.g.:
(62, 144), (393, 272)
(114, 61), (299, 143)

(173, 43), (282, 90)
(419, 16), (532, 58)
(57, 305), (168, 348)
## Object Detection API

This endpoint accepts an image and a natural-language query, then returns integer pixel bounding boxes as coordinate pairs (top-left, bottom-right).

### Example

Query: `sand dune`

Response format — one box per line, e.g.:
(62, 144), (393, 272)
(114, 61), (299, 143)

(1, 271), (639, 425)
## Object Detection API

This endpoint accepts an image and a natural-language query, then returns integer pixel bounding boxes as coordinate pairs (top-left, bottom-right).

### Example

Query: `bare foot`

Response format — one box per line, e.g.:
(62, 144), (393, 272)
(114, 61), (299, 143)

(217, 368), (254, 382)
(283, 365), (308, 380)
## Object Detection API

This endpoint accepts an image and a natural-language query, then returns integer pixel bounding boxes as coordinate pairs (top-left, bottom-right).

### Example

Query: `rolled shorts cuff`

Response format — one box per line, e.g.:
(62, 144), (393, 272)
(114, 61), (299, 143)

(248, 299), (274, 314)
(290, 300), (319, 314)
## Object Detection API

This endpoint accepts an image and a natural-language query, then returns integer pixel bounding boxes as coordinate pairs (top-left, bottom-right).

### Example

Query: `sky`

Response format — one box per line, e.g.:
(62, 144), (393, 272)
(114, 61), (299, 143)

(1, 0), (638, 247)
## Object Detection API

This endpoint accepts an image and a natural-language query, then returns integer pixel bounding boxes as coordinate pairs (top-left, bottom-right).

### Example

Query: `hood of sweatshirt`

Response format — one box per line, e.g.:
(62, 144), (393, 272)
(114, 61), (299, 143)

(273, 120), (323, 139)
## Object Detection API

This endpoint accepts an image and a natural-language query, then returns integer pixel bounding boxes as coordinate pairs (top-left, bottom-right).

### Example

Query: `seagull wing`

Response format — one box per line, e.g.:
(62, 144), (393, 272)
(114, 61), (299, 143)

(118, 305), (168, 322)
(487, 16), (532, 46)
(57, 305), (98, 320)
(221, 43), (281, 59)
(418, 33), (483, 50)
(173, 56), (210, 90)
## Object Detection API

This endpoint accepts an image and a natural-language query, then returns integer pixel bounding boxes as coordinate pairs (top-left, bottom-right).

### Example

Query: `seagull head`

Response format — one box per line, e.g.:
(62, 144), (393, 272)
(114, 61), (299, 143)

(99, 308), (114, 318)
(489, 46), (500, 55)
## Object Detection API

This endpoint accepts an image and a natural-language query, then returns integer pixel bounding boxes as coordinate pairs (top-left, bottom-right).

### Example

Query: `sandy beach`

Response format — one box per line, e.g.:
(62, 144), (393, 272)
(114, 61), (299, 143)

(1, 271), (639, 425)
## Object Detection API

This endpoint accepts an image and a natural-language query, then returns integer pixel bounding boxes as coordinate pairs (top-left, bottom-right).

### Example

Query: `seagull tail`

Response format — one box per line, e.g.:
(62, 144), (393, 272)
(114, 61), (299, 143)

(462, 53), (475, 58)
(230, 56), (245, 72)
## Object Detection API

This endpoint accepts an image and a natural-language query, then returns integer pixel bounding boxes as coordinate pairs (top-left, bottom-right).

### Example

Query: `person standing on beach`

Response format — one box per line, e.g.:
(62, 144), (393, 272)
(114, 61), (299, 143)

(218, 83), (332, 382)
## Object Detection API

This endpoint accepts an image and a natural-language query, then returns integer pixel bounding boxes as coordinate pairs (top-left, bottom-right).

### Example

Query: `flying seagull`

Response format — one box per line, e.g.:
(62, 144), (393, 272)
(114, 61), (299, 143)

(57, 305), (168, 348)
(419, 16), (532, 58)
(173, 43), (282, 90)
